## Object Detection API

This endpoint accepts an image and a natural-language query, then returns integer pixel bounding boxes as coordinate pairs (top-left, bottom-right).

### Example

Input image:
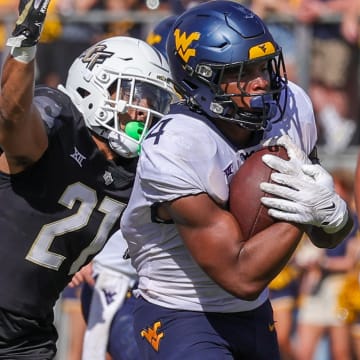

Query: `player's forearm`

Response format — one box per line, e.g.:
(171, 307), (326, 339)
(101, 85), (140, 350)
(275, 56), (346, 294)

(306, 212), (354, 249)
(0, 0), (48, 138)
(232, 223), (303, 300)
(1, 0), (51, 124)
(213, 223), (303, 301)
(0, 55), (35, 134)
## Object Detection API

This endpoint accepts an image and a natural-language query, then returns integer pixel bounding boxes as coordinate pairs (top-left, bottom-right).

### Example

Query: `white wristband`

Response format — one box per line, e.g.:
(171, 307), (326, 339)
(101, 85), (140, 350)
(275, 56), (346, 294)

(10, 46), (37, 64)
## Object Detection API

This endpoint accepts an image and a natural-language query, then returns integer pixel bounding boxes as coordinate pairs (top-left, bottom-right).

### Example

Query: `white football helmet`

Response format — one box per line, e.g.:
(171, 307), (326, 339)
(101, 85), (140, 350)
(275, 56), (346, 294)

(59, 36), (176, 158)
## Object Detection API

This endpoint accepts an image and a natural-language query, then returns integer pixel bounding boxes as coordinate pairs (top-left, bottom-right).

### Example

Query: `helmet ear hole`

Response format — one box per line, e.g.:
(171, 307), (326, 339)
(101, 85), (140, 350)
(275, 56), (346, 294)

(77, 87), (90, 99)
(108, 81), (118, 95)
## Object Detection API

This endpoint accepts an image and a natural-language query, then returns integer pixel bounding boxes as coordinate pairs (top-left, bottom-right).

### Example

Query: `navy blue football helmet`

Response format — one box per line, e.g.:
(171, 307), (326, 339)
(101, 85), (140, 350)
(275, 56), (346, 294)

(146, 15), (177, 59)
(166, 0), (288, 130)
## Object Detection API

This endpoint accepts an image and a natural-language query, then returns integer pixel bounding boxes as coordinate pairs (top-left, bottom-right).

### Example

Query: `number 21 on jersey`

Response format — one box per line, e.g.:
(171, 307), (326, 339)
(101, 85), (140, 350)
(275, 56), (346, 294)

(26, 182), (125, 275)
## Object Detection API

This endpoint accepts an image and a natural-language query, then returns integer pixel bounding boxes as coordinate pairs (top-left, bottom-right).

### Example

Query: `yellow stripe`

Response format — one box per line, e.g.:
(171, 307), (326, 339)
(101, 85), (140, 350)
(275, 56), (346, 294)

(16, 0), (34, 25)
(249, 41), (276, 60)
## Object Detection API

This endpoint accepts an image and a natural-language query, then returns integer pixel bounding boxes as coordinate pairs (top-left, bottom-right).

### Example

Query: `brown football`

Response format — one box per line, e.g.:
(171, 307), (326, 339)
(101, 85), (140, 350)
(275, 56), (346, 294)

(229, 146), (289, 241)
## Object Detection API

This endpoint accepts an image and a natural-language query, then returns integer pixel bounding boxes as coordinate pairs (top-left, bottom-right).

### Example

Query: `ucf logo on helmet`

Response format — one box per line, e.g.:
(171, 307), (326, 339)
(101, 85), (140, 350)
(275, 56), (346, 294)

(173, 29), (200, 63)
(80, 44), (114, 70)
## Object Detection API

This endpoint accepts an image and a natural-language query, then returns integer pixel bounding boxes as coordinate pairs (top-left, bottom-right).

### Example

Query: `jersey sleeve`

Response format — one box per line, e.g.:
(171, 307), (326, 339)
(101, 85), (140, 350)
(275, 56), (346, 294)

(138, 116), (228, 204)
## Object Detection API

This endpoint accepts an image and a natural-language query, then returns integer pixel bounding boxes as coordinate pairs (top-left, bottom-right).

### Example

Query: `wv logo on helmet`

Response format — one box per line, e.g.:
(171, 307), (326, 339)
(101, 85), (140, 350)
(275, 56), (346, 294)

(174, 29), (200, 63)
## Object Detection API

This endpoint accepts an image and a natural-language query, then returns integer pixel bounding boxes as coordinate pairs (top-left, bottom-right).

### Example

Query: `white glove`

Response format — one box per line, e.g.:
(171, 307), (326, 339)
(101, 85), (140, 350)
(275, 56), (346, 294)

(260, 163), (348, 233)
(261, 134), (312, 176)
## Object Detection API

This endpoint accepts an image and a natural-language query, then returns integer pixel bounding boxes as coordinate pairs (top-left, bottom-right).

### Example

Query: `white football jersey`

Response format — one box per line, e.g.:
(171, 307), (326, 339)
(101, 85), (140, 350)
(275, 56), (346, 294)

(121, 81), (317, 312)
(92, 229), (138, 282)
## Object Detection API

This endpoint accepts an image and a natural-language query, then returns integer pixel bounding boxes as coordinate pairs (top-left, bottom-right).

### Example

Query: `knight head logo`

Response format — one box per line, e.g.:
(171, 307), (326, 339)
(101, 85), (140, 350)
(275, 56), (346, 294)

(173, 28), (200, 63)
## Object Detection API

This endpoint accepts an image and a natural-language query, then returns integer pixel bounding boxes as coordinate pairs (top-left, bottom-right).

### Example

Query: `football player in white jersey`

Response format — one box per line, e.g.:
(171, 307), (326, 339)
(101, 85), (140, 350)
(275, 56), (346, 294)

(120, 1), (353, 359)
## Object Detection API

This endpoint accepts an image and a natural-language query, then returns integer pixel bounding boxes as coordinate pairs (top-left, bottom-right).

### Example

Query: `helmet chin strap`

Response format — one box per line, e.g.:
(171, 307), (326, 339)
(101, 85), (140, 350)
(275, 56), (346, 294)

(108, 121), (146, 158)
(215, 93), (278, 131)
(91, 120), (146, 158)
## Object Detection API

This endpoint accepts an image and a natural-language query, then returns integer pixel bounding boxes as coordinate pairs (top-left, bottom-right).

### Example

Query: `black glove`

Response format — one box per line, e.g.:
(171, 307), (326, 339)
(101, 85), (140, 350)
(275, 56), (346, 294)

(6, 0), (51, 47)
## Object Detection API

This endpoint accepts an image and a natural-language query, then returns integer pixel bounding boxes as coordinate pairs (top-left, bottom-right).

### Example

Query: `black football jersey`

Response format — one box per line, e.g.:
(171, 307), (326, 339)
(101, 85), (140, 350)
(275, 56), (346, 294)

(0, 86), (137, 319)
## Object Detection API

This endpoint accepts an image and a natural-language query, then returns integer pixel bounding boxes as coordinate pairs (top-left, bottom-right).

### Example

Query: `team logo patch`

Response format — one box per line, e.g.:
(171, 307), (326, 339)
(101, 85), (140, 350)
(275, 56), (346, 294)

(103, 171), (114, 186)
(249, 41), (276, 60)
(70, 147), (86, 167)
(80, 44), (114, 70)
(140, 321), (164, 352)
(174, 28), (200, 63)
(224, 163), (234, 179)
(102, 288), (117, 305)
(146, 32), (162, 47)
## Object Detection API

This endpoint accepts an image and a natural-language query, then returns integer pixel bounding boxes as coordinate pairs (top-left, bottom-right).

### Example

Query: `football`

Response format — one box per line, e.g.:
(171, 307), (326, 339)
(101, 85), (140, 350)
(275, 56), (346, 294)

(229, 146), (289, 241)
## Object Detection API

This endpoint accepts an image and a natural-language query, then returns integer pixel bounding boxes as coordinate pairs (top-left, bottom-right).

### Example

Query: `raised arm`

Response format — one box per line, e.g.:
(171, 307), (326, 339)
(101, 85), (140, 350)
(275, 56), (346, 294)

(0, 0), (51, 173)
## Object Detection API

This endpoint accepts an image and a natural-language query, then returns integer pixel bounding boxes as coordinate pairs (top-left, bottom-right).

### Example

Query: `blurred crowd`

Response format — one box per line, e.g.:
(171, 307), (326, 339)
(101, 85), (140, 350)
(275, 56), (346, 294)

(269, 167), (360, 360)
(0, 0), (359, 359)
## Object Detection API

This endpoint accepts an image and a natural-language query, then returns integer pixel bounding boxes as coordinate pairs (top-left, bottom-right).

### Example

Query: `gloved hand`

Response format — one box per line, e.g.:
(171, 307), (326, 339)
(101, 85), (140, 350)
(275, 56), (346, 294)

(6, 0), (51, 48)
(260, 161), (348, 234)
(261, 134), (312, 176)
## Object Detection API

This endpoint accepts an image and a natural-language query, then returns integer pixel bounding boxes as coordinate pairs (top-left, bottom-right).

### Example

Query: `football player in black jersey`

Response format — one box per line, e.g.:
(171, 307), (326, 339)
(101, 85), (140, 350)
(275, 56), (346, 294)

(0, 0), (175, 358)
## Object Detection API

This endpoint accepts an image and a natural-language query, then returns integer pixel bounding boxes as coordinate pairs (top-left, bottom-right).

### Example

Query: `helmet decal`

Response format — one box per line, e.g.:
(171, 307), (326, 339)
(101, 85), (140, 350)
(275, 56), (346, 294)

(174, 29), (200, 63)
(80, 44), (114, 70)
(249, 42), (276, 60)
(146, 15), (177, 59)
(146, 32), (162, 48)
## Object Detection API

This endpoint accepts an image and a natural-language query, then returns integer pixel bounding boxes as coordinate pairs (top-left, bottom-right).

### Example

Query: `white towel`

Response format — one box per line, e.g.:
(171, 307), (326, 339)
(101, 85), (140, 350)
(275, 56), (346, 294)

(81, 268), (132, 360)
